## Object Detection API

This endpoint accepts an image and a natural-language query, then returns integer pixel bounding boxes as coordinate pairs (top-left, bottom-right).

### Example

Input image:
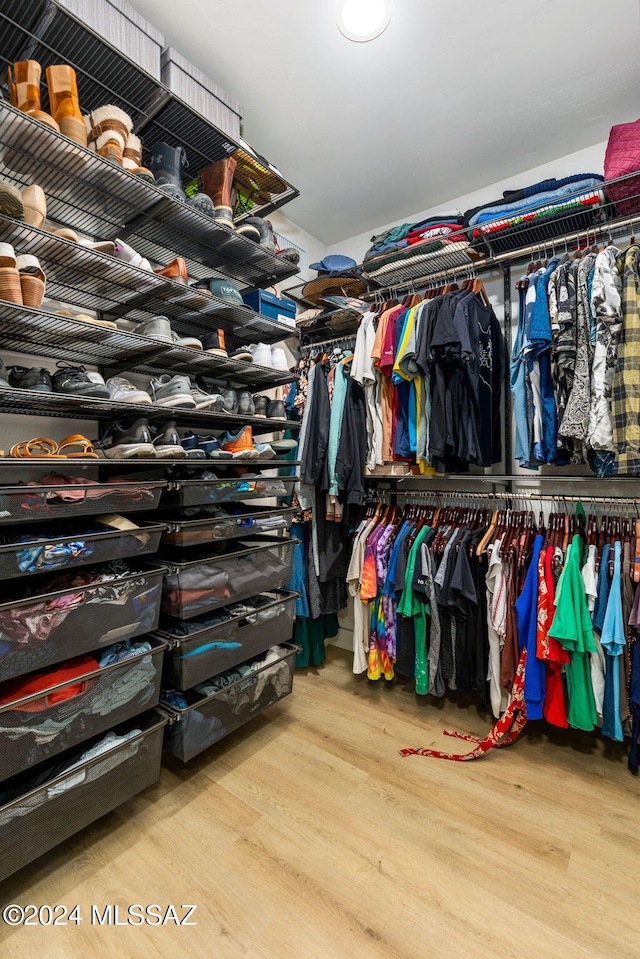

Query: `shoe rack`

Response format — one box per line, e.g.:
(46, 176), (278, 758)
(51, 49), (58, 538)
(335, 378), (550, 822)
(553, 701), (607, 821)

(0, 2), (302, 882)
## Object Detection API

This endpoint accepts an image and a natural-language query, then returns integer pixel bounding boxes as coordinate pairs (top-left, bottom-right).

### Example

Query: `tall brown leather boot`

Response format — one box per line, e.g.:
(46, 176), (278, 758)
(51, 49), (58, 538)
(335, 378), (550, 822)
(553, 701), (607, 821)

(45, 65), (87, 147)
(7, 61), (60, 133)
(199, 157), (237, 228)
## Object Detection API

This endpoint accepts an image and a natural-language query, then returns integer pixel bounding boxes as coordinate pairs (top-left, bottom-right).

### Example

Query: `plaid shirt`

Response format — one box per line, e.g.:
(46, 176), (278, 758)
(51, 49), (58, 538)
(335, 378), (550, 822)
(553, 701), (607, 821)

(612, 245), (640, 474)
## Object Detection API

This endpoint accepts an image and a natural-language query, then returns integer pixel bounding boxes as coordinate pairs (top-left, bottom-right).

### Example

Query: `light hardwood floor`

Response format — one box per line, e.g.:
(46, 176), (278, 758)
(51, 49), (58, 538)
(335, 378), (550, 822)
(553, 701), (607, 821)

(1, 645), (638, 959)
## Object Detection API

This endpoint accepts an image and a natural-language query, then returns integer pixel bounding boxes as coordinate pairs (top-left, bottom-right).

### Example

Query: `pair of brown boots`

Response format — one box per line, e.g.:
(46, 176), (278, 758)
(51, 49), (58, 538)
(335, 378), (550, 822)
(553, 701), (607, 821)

(8, 61), (86, 147)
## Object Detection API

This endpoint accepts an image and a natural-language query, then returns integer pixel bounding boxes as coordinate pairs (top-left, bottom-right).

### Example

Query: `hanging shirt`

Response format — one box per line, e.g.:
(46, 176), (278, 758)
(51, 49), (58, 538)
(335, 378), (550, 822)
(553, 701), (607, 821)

(515, 535), (546, 720)
(601, 541), (625, 742)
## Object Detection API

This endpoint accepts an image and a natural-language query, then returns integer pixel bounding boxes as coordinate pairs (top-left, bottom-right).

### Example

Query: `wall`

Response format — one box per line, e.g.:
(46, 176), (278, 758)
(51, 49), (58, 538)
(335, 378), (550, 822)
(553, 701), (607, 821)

(325, 140), (609, 262)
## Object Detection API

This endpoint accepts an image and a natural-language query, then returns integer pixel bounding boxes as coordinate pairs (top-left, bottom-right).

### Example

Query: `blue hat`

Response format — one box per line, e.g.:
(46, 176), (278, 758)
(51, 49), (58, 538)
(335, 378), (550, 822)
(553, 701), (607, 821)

(208, 278), (244, 306)
(309, 255), (358, 275)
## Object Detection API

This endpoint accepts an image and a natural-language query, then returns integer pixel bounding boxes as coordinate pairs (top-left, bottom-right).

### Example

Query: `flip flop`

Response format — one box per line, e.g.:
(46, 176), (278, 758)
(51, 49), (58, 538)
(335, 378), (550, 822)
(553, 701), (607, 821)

(57, 434), (99, 458)
(9, 437), (65, 458)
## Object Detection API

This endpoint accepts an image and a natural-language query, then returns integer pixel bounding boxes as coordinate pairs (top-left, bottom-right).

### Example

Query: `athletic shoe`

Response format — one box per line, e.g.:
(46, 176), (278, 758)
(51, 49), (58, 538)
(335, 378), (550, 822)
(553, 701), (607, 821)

(237, 390), (255, 416)
(201, 329), (228, 356)
(190, 382), (224, 411)
(181, 431), (232, 459)
(221, 385), (238, 414)
(171, 330), (203, 350)
(106, 376), (153, 405)
(253, 395), (268, 418)
(266, 399), (285, 419)
(255, 443), (276, 459)
(248, 342), (272, 366)
(220, 426), (260, 458)
(228, 346), (253, 362)
(148, 374), (196, 408)
(97, 417), (156, 458)
(152, 420), (186, 458)
(8, 365), (52, 392)
(135, 316), (172, 342)
(51, 364), (109, 398)
(271, 347), (289, 371)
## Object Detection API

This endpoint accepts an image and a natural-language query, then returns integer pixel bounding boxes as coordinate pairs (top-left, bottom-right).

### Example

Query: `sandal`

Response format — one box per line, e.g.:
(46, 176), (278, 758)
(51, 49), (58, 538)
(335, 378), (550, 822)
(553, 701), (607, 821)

(10, 437), (65, 458)
(57, 434), (99, 458)
(0, 243), (21, 305)
(16, 254), (46, 308)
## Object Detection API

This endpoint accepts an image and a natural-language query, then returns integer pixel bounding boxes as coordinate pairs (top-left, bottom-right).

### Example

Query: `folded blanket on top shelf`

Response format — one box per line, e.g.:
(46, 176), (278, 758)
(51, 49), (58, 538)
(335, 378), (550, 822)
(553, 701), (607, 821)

(362, 237), (476, 281)
(462, 173), (604, 225)
(468, 177), (604, 227)
(475, 189), (604, 240)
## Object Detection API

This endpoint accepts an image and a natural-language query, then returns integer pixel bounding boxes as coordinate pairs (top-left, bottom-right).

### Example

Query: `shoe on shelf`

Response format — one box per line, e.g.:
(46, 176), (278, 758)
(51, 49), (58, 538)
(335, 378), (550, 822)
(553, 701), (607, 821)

(220, 426), (260, 459)
(7, 60), (60, 132)
(271, 347), (289, 371)
(85, 104), (133, 164)
(186, 192), (214, 217)
(45, 64), (87, 147)
(114, 238), (152, 272)
(154, 256), (188, 285)
(16, 254), (46, 308)
(122, 134), (155, 182)
(236, 217), (277, 252)
(190, 382), (224, 411)
(0, 358), (8, 388)
(255, 442), (276, 460)
(97, 417), (156, 458)
(171, 330), (203, 350)
(228, 345), (253, 362)
(0, 243), (23, 304)
(51, 363), (110, 398)
(201, 329), (228, 356)
(221, 385), (238, 414)
(8, 365), (52, 392)
(248, 342), (273, 366)
(267, 399), (286, 419)
(182, 432), (234, 459)
(148, 374), (196, 409)
(135, 316), (172, 342)
(152, 420), (186, 458)
(199, 157), (237, 228)
(78, 238), (116, 255)
(0, 180), (24, 221)
(237, 390), (255, 416)
(235, 219), (261, 243)
(21, 185), (46, 229)
(49, 226), (78, 242)
(106, 376), (153, 405)
(253, 395), (268, 418)
(148, 142), (187, 201)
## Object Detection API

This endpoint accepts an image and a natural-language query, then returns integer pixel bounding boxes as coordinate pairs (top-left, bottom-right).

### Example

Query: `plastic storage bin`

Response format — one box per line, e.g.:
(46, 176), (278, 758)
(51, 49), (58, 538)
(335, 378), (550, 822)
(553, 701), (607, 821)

(0, 637), (166, 784)
(0, 565), (165, 683)
(56, 0), (165, 79)
(0, 712), (166, 882)
(158, 537), (298, 620)
(161, 47), (242, 141)
(0, 480), (166, 526)
(164, 475), (296, 510)
(162, 643), (298, 762)
(160, 506), (296, 548)
(0, 521), (166, 581)
(158, 589), (297, 689)
(242, 289), (296, 324)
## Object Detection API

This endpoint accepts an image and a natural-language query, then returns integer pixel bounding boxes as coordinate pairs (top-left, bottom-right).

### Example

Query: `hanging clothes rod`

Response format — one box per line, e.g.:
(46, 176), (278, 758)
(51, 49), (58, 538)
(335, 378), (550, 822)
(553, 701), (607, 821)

(368, 488), (640, 507)
(300, 334), (357, 353)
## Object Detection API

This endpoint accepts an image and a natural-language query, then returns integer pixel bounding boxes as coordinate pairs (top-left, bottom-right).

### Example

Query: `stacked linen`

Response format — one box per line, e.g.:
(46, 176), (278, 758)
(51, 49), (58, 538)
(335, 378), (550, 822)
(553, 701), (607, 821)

(361, 213), (476, 282)
(464, 174), (605, 254)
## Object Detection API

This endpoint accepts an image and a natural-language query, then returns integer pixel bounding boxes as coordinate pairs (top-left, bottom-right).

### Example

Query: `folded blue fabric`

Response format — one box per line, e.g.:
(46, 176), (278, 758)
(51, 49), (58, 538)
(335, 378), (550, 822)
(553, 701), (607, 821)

(469, 178), (603, 226)
(504, 172), (603, 200)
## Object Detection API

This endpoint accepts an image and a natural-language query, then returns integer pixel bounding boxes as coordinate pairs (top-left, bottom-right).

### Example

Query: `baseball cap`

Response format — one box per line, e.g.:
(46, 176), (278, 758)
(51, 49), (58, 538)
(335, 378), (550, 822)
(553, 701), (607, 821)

(208, 278), (244, 306)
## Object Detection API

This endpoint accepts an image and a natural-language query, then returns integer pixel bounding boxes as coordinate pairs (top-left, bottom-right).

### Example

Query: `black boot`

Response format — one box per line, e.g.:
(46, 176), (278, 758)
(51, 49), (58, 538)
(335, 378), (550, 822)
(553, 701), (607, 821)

(149, 141), (187, 201)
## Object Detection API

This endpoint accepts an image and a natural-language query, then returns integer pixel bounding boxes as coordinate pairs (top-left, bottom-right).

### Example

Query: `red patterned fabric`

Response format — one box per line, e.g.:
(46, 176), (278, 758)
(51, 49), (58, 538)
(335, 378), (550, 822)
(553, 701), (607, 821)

(605, 119), (640, 215)
(399, 649), (528, 761)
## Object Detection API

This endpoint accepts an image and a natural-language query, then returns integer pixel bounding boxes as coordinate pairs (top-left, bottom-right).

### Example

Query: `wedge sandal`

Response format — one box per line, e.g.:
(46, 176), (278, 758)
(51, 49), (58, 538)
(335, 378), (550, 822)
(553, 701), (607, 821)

(17, 254), (46, 308)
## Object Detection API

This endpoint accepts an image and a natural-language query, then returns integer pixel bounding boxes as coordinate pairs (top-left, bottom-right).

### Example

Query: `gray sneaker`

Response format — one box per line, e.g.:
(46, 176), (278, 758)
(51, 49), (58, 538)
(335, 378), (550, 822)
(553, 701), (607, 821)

(190, 383), (224, 411)
(136, 316), (172, 342)
(148, 374), (196, 408)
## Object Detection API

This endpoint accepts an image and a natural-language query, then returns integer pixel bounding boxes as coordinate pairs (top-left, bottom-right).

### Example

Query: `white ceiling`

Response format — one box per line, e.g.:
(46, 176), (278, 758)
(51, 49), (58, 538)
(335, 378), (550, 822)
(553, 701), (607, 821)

(128, 0), (640, 245)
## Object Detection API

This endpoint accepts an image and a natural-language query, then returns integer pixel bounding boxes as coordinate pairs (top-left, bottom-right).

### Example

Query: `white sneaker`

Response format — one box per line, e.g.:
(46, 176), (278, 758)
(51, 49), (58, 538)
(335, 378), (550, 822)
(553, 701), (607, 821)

(248, 342), (272, 366)
(107, 376), (153, 404)
(86, 371), (109, 391)
(271, 346), (289, 371)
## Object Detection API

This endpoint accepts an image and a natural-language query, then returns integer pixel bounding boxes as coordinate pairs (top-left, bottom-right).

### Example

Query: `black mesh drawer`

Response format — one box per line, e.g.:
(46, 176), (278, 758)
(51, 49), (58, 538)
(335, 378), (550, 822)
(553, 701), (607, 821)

(162, 643), (298, 762)
(161, 506), (296, 548)
(0, 713), (166, 882)
(0, 480), (166, 526)
(0, 566), (165, 683)
(158, 590), (297, 689)
(158, 537), (297, 620)
(0, 638), (166, 784)
(0, 522), (166, 581)
(166, 476), (296, 509)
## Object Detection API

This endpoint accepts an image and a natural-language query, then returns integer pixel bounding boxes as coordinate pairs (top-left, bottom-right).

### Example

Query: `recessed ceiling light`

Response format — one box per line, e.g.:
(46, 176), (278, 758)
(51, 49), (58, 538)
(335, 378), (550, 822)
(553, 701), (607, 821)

(337, 0), (392, 43)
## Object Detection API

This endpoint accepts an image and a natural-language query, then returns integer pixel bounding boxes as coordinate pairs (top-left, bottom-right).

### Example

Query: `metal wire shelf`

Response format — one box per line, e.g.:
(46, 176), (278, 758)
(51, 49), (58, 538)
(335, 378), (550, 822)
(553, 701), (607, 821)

(0, 0), (299, 220)
(0, 101), (299, 290)
(0, 385), (300, 433)
(0, 301), (298, 387)
(0, 457), (300, 468)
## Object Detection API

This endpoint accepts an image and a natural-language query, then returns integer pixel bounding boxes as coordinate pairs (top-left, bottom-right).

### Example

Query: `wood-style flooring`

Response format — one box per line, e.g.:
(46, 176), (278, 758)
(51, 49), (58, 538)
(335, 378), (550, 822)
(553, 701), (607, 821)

(1, 645), (638, 959)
